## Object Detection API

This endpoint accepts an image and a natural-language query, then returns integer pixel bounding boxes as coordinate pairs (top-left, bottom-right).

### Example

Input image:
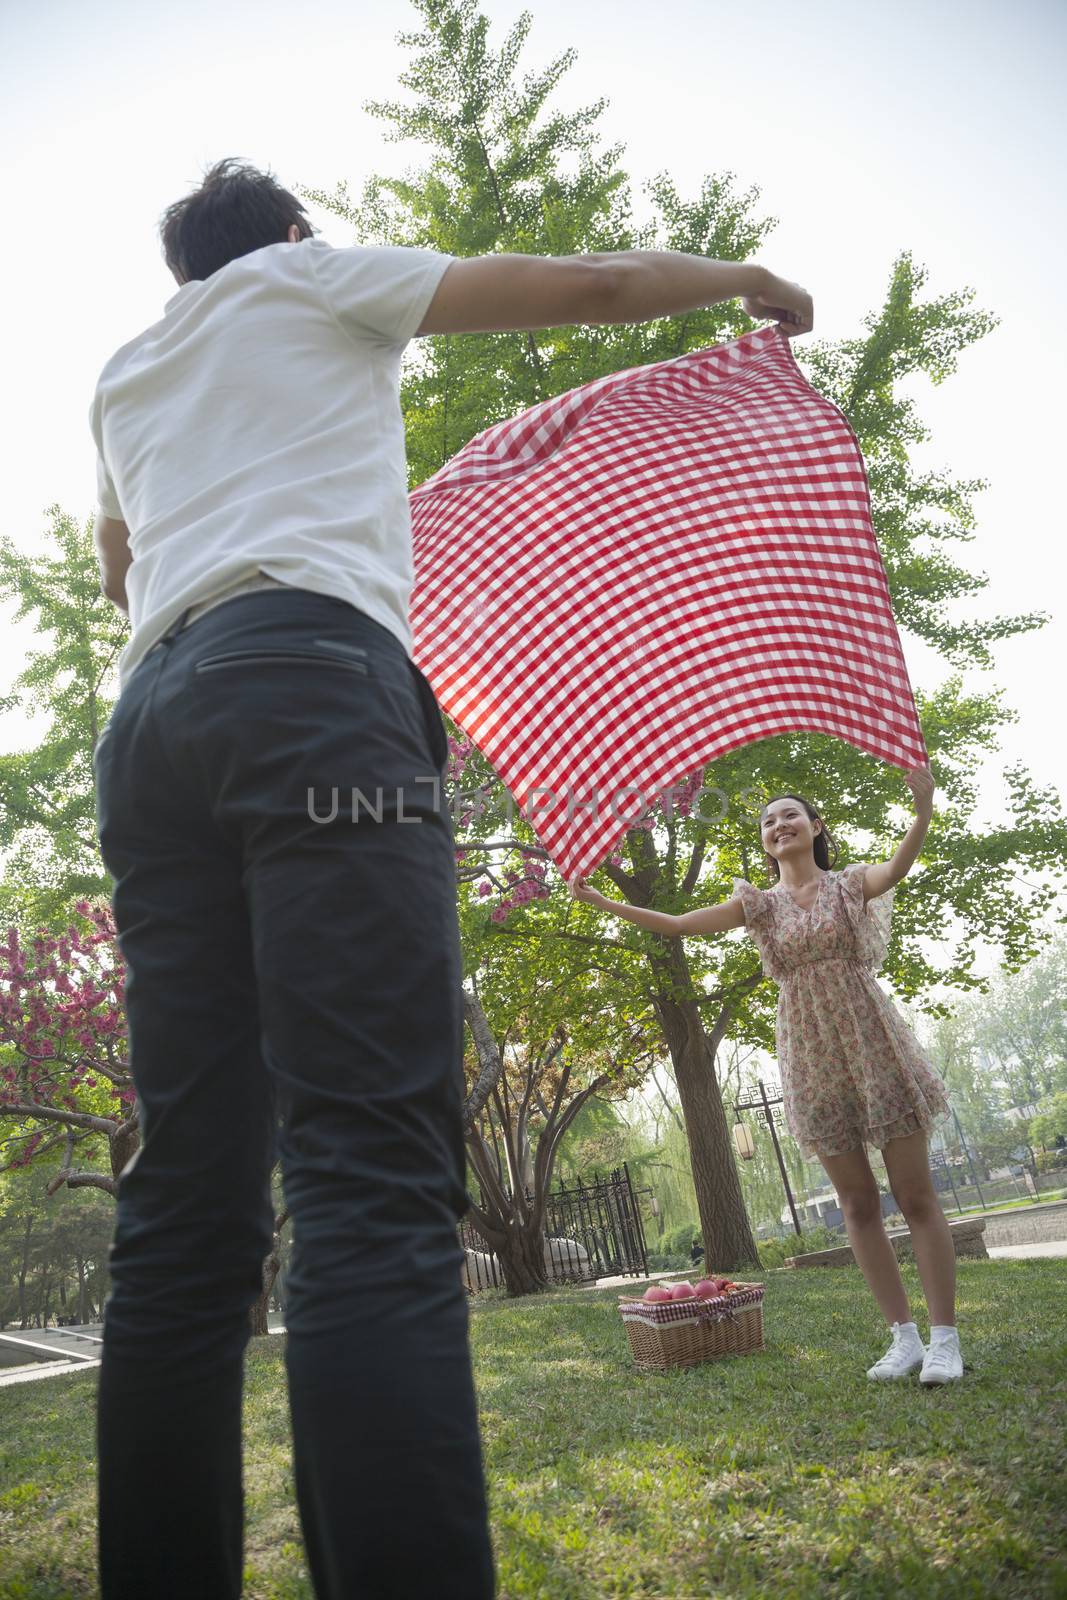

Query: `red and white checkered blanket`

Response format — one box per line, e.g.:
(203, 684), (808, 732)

(410, 325), (926, 880)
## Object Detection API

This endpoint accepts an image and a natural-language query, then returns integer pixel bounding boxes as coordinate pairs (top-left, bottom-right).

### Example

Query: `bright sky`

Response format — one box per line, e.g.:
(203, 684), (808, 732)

(2, 0), (1065, 847)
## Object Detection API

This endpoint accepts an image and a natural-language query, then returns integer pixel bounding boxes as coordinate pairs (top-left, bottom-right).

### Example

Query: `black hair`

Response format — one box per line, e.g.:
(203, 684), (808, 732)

(759, 792), (840, 882)
(159, 157), (316, 284)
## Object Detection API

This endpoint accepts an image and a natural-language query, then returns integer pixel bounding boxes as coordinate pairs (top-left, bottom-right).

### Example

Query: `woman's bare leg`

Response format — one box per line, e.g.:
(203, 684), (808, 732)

(819, 1146), (912, 1324)
(881, 1130), (956, 1327)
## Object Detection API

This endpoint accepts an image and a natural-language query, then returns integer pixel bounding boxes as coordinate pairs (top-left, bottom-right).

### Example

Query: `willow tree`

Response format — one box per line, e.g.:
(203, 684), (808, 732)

(307, 0), (1067, 1270)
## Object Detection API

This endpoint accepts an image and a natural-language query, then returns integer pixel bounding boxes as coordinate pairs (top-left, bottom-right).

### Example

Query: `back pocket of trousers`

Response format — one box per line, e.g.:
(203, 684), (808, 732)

(194, 647), (369, 675)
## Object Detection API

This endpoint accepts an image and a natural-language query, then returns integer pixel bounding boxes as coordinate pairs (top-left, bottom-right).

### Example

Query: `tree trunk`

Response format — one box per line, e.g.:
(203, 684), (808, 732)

(18, 1214), (33, 1328)
(460, 991), (611, 1296)
(249, 1284), (272, 1337)
(471, 1213), (550, 1297)
(603, 829), (759, 1272)
(110, 1122), (140, 1180)
(497, 1230), (550, 1295)
(650, 941), (758, 1271)
(465, 1129), (551, 1296)
(249, 1210), (290, 1336)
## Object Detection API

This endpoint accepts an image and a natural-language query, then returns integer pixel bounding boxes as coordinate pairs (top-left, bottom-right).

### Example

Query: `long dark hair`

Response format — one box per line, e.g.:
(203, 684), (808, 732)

(160, 157), (316, 284)
(760, 793), (840, 882)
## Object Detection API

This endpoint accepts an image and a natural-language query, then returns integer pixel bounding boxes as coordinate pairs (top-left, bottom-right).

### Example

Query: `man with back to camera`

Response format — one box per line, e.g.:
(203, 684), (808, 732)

(90, 156), (812, 1599)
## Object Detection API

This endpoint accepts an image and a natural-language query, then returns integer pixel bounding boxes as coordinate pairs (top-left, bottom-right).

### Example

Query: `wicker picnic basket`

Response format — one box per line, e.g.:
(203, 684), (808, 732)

(618, 1283), (765, 1372)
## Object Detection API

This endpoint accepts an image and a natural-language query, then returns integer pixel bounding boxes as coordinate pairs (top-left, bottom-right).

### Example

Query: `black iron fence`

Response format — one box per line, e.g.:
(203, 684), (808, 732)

(460, 1164), (649, 1292)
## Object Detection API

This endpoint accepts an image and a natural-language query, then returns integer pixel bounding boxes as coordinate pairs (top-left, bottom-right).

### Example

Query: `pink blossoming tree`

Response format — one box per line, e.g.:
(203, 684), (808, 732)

(0, 902), (136, 1196)
(0, 903), (286, 1332)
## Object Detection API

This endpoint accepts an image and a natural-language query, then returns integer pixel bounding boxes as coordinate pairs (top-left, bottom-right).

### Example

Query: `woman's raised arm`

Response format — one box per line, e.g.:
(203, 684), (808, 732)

(863, 767), (934, 901)
(569, 879), (745, 937)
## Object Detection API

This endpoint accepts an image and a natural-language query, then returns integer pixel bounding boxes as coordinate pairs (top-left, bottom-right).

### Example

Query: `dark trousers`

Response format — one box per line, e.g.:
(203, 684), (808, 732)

(93, 589), (494, 1600)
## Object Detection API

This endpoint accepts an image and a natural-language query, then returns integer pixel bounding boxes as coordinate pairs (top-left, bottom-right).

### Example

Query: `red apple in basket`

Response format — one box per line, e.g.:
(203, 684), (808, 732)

(669, 1281), (696, 1300)
(693, 1278), (720, 1300)
(642, 1285), (672, 1303)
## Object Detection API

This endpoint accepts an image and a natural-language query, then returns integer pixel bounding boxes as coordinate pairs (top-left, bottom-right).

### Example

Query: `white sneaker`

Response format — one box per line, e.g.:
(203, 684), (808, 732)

(866, 1322), (926, 1380)
(920, 1334), (964, 1386)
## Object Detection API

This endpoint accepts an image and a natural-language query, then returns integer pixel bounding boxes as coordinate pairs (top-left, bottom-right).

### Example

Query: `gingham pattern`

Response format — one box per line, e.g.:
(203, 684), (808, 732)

(409, 325), (926, 881)
(617, 1283), (765, 1327)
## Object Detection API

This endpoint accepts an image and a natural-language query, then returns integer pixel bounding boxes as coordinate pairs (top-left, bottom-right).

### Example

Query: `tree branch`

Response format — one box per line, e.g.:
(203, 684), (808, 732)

(664, 805), (678, 884)
(462, 987), (506, 1127)
(681, 834), (708, 896)
(465, 1123), (512, 1222)
(454, 838), (550, 859)
(541, 1073), (613, 1180)
(463, 1190), (503, 1250)
(651, 1065), (686, 1134)
(0, 1102), (119, 1136)
(490, 1080), (523, 1199)
(65, 1170), (118, 1196)
(0, 1130), (68, 1173)
(691, 970), (766, 1011)
(45, 1129), (78, 1196)
(544, 1052), (574, 1136)
(493, 923), (639, 956)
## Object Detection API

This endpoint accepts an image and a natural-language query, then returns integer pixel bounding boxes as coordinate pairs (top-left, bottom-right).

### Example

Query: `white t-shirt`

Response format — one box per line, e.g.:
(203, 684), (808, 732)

(89, 237), (455, 682)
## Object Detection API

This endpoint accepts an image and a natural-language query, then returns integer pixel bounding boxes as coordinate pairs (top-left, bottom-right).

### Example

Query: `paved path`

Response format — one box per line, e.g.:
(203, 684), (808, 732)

(580, 1270), (693, 1292)
(0, 1326), (103, 1389)
(0, 1357), (100, 1389)
(988, 1240), (1067, 1259)
(0, 1318), (286, 1389)
(1, 1326), (103, 1357)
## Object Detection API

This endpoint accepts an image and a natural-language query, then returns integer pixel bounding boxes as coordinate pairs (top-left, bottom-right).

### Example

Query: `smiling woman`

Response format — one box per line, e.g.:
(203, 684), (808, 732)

(759, 793), (840, 890)
(571, 761), (965, 1383)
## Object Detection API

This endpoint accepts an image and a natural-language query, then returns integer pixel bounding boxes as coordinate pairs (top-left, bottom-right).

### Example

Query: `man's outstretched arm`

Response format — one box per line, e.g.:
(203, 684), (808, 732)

(94, 514), (132, 614)
(417, 252), (812, 338)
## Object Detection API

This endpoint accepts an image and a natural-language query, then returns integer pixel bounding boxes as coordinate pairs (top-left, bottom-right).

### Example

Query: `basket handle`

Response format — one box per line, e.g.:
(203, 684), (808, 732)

(694, 1299), (738, 1326)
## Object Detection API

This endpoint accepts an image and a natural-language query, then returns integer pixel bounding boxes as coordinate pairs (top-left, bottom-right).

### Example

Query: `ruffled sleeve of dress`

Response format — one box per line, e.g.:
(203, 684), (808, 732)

(732, 878), (785, 981)
(732, 878), (772, 931)
(838, 862), (893, 973)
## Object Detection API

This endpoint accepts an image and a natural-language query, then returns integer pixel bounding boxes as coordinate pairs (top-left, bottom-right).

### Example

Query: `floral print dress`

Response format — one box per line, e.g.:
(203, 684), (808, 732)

(733, 864), (950, 1160)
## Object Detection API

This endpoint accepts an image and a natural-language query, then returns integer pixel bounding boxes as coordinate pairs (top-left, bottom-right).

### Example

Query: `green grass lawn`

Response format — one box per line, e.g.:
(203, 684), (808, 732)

(1, 1260), (1065, 1599)
(945, 1193), (1067, 1218)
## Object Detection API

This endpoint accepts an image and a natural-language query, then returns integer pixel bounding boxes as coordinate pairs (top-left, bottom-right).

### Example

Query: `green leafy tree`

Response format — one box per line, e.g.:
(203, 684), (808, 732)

(0, 1163), (50, 1328)
(0, 903), (291, 1334)
(307, 0), (1067, 1271)
(968, 936), (1067, 1109)
(552, 1093), (643, 1183)
(0, 1162), (113, 1328)
(924, 1010), (1022, 1171)
(303, 2), (772, 492)
(921, 939), (1067, 1171)
(1030, 1093), (1067, 1152)
(633, 1043), (815, 1242)
(0, 509), (126, 927)
(461, 882), (660, 1294)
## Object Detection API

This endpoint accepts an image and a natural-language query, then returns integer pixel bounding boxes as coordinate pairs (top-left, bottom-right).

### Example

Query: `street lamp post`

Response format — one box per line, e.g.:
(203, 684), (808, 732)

(734, 1078), (803, 1238)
